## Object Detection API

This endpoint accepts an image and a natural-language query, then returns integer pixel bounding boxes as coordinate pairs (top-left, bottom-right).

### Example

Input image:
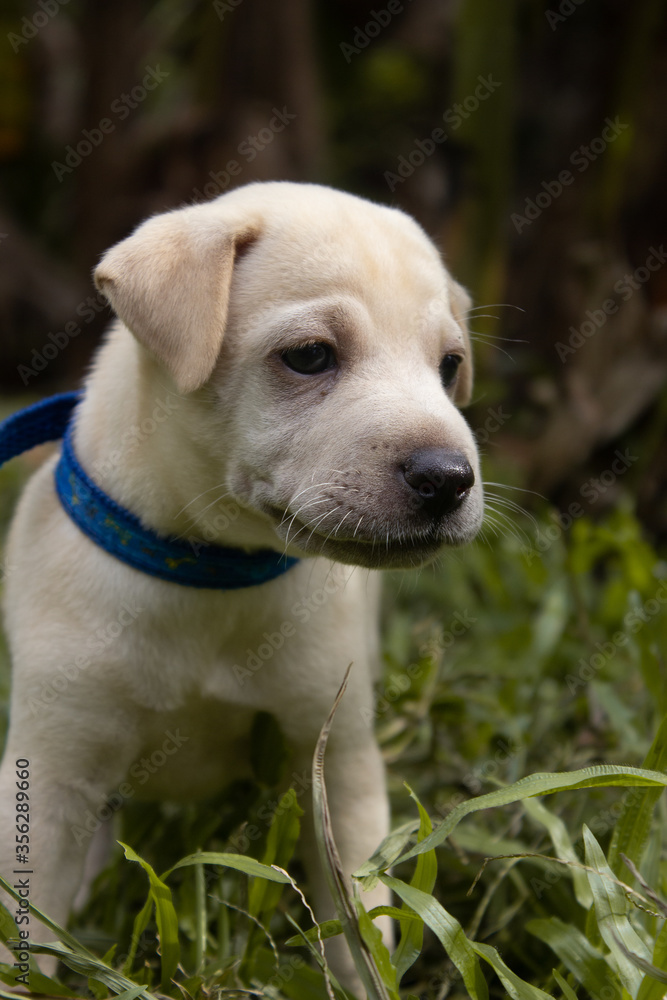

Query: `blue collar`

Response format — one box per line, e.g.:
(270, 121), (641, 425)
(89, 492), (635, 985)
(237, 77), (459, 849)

(0, 392), (299, 590)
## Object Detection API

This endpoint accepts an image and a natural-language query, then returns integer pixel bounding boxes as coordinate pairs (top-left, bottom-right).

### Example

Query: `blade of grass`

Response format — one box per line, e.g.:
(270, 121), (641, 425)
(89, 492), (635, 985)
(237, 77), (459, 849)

(552, 968), (579, 1000)
(120, 843), (180, 990)
(583, 826), (651, 997)
(608, 715), (667, 877)
(522, 796), (592, 908)
(359, 766), (667, 872)
(28, 942), (157, 999)
(526, 917), (616, 996)
(380, 875), (488, 1000)
(637, 921), (667, 1000)
(471, 941), (556, 1000)
(122, 897), (152, 978)
(165, 851), (293, 883)
(193, 859), (206, 974)
(242, 788), (301, 980)
(391, 785), (436, 984)
(312, 663), (396, 1000)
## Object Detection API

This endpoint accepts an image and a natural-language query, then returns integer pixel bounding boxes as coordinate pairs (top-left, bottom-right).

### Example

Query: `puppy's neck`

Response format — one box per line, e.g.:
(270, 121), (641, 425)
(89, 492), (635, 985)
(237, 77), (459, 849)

(71, 325), (283, 554)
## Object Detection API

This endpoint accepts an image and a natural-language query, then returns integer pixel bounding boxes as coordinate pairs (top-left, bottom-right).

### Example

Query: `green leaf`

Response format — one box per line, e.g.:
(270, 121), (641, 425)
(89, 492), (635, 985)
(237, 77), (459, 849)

(0, 902), (18, 947)
(123, 897), (153, 978)
(249, 788), (302, 918)
(0, 873), (98, 958)
(0, 958), (79, 998)
(363, 766), (667, 871)
(522, 796), (592, 908)
(608, 714), (667, 877)
(120, 843), (180, 990)
(471, 941), (555, 1000)
(312, 665), (395, 1000)
(165, 851), (293, 883)
(27, 942), (156, 1000)
(381, 876), (488, 1000)
(527, 917), (615, 996)
(356, 898), (399, 995)
(243, 788), (302, 977)
(285, 907), (424, 948)
(109, 986), (154, 1000)
(252, 944), (345, 1000)
(552, 968), (579, 1000)
(392, 786), (436, 984)
(583, 826), (651, 996)
(193, 860), (206, 974)
(637, 920), (667, 1000)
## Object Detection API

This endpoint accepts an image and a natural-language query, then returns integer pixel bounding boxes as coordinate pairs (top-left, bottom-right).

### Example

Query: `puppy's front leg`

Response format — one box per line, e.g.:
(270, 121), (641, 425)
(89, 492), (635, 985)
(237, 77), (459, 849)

(297, 735), (392, 992)
(0, 714), (138, 976)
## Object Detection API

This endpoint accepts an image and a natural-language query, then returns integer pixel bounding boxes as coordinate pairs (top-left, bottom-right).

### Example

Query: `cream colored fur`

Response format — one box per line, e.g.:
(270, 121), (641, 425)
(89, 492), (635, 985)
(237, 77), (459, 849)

(0, 182), (483, 993)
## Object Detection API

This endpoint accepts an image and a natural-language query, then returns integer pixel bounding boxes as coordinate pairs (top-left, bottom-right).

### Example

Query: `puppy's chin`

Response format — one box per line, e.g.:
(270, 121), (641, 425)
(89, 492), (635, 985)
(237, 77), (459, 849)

(271, 519), (480, 570)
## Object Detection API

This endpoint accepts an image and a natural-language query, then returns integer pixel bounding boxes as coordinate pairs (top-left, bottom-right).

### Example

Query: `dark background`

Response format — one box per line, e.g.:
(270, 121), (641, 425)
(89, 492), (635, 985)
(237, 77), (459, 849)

(1, 0), (666, 541)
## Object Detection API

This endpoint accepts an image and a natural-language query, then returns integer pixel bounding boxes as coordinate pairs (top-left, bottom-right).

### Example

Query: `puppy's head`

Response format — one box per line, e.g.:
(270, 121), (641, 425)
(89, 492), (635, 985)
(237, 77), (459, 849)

(95, 182), (483, 569)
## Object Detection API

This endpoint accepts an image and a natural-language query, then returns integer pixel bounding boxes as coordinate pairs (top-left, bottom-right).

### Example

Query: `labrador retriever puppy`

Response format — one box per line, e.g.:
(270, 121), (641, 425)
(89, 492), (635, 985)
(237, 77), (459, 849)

(0, 182), (483, 991)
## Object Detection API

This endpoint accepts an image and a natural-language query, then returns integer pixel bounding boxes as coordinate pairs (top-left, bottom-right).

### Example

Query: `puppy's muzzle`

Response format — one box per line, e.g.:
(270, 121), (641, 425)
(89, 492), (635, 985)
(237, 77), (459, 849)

(402, 447), (475, 519)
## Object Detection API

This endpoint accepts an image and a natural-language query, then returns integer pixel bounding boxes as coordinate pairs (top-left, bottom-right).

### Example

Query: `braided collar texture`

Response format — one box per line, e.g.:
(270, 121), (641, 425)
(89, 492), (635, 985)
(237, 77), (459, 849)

(0, 392), (299, 589)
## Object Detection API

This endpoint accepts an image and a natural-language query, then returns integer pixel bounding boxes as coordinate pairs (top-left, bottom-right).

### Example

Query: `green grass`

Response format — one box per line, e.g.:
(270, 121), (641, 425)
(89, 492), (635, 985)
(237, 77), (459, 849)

(1, 453), (666, 997)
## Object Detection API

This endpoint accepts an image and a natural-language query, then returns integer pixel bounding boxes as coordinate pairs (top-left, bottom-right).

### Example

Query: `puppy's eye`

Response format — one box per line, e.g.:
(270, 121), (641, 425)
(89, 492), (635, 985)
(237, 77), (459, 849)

(282, 342), (336, 375)
(440, 354), (462, 389)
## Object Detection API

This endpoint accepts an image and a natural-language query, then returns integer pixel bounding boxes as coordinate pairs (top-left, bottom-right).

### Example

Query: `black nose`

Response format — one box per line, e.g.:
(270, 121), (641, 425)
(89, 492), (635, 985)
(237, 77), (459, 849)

(402, 448), (475, 518)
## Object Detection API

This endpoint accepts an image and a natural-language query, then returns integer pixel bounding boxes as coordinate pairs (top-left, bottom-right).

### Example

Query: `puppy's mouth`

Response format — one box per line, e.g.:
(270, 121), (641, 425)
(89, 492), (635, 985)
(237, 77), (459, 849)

(263, 506), (480, 570)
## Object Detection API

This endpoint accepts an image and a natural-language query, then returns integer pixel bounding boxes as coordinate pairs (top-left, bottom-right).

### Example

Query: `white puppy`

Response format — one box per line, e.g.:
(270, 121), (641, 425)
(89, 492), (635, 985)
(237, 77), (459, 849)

(0, 182), (483, 989)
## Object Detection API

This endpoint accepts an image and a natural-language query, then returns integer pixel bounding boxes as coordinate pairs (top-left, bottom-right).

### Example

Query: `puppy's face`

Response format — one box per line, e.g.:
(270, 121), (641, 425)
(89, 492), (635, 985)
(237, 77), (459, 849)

(95, 183), (483, 569)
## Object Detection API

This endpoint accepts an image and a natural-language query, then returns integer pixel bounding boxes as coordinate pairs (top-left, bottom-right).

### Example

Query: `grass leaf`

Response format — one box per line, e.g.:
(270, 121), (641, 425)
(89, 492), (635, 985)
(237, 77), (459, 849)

(637, 921), (667, 1000)
(381, 875), (489, 1000)
(552, 968), (580, 1000)
(120, 843), (180, 990)
(522, 796), (592, 908)
(165, 851), (293, 883)
(583, 825), (652, 996)
(391, 785), (436, 983)
(608, 715), (667, 877)
(471, 941), (555, 1000)
(527, 916), (616, 996)
(376, 766), (667, 870)
(312, 663), (396, 1000)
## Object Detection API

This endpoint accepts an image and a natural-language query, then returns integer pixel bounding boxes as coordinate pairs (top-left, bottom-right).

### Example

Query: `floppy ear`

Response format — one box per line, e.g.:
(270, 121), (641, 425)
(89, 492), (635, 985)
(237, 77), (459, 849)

(94, 207), (259, 394)
(447, 275), (474, 406)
